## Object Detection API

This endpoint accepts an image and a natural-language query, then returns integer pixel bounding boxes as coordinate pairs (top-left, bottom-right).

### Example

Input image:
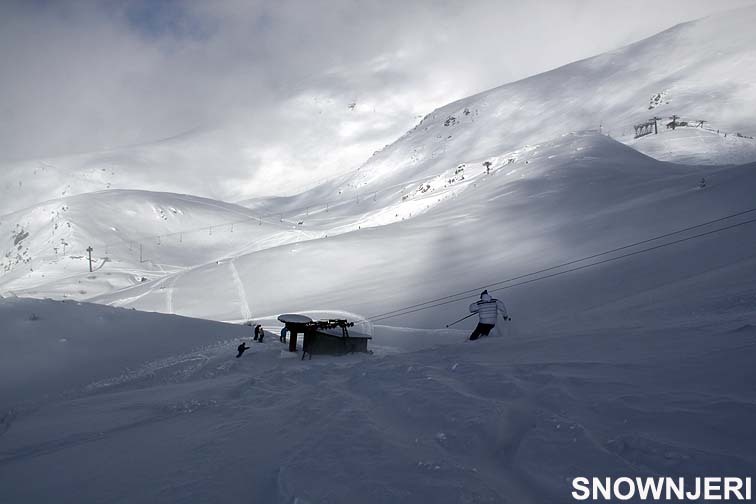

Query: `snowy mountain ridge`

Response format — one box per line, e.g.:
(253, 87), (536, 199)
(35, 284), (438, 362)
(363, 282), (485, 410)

(0, 189), (320, 300)
(345, 5), (756, 189)
(2, 6), (756, 223)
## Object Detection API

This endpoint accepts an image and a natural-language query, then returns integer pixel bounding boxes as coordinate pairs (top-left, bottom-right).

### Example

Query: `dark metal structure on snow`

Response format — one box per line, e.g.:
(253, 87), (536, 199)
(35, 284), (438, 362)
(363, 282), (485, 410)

(277, 314), (371, 359)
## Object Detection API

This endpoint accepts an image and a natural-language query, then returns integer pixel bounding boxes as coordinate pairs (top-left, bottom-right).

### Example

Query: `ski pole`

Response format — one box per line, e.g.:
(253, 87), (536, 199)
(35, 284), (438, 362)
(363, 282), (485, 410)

(445, 312), (476, 328)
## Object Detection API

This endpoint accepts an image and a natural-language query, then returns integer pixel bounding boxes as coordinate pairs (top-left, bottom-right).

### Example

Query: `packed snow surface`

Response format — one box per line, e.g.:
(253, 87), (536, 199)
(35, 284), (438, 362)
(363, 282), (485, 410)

(1, 292), (754, 503)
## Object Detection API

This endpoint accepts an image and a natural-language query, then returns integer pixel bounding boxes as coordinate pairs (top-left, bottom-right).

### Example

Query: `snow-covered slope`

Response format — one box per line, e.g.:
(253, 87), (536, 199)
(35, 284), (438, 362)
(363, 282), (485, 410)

(0, 126), (359, 218)
(3, 6), (755, 222)
(2, 8), (756, 503)
(4, 7), (756, 307)
(0, 297), (249, 408)
(93, 134), (756, 333)
(228, 6), (756, 256)
(0, 190), (315, 300)
(1, 289), (755, 503)
(340, 4), (756, 194)
(0, 129), (228, 217)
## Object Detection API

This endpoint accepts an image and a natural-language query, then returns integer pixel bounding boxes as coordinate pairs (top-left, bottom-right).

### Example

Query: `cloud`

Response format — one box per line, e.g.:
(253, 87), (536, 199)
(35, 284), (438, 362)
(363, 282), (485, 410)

(1, 0), (753, 193)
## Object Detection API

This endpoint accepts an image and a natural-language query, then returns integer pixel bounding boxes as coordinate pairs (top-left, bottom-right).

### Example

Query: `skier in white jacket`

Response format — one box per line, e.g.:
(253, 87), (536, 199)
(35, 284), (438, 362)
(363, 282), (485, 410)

(468, 290), (509, 340)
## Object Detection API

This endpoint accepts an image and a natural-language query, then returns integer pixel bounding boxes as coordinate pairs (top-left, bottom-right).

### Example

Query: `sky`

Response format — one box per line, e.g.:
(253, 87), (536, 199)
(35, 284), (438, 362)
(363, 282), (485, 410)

(1, 0), (754, 188)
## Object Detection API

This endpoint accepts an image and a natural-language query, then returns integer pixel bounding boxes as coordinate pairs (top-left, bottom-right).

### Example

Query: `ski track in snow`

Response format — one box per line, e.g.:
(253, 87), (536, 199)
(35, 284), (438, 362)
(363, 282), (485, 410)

(228, 259), (252, 322)
(141, 274), (176, 314)
(105, 283), (155, 308)
(163, 272), (182, 315)
(1, 297), (755, 503)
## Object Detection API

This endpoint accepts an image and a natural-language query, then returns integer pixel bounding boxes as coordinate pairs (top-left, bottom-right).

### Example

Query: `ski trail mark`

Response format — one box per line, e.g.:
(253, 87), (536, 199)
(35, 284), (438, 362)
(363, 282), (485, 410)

(164, 273), (182, 314)
(0, 409), (17, 438)
(229, 260), (252, 321)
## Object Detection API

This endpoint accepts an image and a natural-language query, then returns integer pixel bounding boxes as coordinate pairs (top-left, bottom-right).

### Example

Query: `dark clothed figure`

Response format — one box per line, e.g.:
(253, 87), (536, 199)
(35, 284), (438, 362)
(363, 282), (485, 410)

(469, 322), (496, 340)
(236, 342), (250, 358)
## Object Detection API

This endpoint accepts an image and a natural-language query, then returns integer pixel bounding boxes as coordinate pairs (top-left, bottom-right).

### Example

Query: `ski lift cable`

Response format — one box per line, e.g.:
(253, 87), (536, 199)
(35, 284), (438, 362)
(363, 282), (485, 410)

(361, 215), (756, 323)
(99, 120), (736, 249)
(361, 207), (756, 321)
(98, 124), (743, 251)
(99, 135), (627, 250)
(99, 165), (475, 249)
(101, 211), (297, 248)
(367, 216), (756, 323)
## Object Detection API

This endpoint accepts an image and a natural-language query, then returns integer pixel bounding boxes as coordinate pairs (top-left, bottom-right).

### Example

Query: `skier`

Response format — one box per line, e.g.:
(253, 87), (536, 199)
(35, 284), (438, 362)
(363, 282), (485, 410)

(253, 324), (260, 341)
(257, 325), (265, 342)
(236, 341), (250, 358)
(468, 290), (509, 340)
(280, 326), (288, 343)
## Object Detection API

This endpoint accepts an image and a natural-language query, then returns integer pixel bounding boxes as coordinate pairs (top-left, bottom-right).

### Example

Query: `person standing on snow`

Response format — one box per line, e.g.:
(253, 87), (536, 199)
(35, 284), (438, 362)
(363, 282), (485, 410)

(468, 290), (509, 340)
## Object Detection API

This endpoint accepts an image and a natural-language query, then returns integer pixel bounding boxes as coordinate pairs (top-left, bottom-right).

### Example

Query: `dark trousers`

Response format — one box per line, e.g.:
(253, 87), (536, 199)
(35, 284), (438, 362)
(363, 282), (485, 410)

(469, 323), (495, 340)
